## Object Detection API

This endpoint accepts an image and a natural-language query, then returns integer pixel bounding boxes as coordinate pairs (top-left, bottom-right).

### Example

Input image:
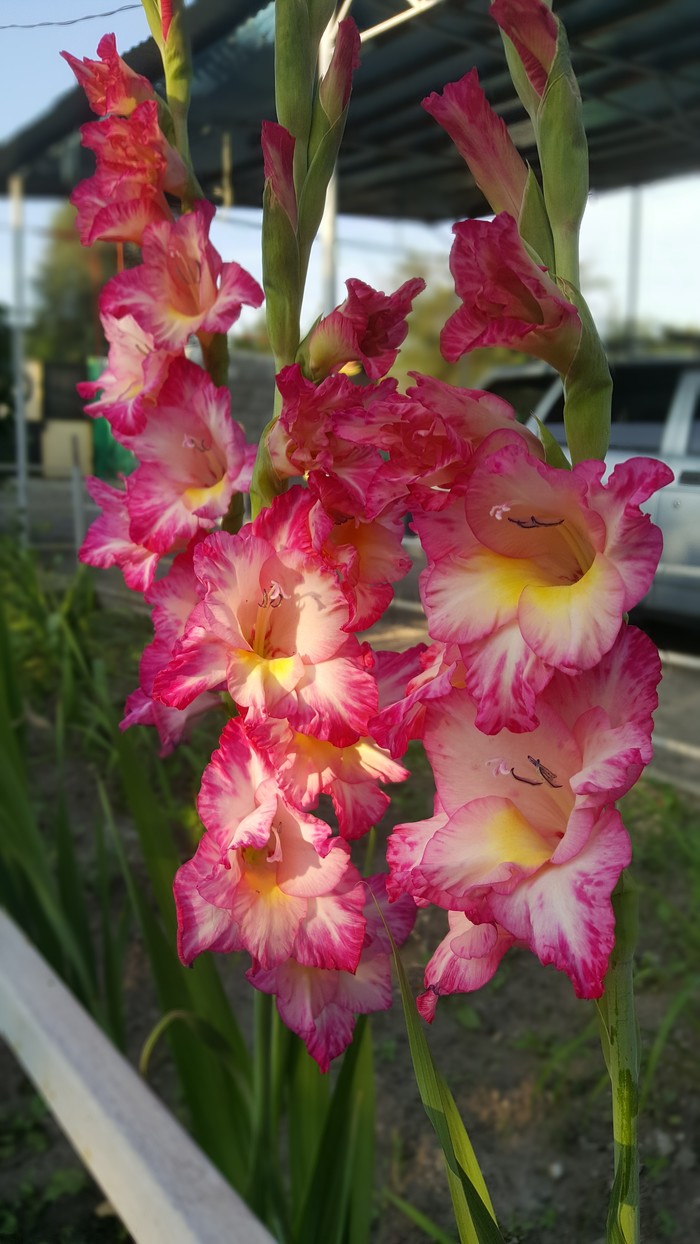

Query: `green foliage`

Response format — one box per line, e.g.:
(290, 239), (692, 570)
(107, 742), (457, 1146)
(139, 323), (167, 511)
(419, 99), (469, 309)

(390, 926), (503, 1244)
(27, 203), (117, 366)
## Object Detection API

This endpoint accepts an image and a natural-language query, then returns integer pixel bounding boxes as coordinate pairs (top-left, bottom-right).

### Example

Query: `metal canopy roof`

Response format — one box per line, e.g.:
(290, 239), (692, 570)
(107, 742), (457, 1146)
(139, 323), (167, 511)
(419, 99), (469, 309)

(2, 0), (699, 222)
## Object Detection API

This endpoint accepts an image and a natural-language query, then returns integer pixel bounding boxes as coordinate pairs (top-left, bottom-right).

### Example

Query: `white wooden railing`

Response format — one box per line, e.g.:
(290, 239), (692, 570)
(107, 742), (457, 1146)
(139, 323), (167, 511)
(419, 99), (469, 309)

(0, 910), (274, 1244)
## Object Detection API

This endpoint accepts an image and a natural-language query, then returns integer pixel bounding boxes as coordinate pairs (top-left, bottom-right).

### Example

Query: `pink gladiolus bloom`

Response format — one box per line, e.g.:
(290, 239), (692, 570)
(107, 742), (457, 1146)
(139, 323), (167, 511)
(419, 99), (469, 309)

(153, 521), (378, 745)
(123, 358), (249, 553)
(61, 33), (155, 116)
(318, 18), (361, 123)
(79, 102), (188, 196)
(248, 717), (408, 840)
(121, 644), (220, 755)
(370, 642), (459, 759)
(71, 101), (188, 245)
(268, 366), (390, 517)
(254, 487), (411, 631)
(322, 508), (412, 629)
(388, 627), (660, 999)
(423, 70), (528, 220)
(79, 476), (159, 591)
(71, 172), (172, 247)
(160, 0), (173, 43)
(419, 434), (673, 732)
(354, 374), (543, 515)
(417, 915), (517, 1021)
(77, 314), (173, 437)
(101, 201), (264, 352)
(121, 539), (220, 753)
(441, 213), (581, 371)
(248, 876), (416, 1071)
(261, 121), (297, 230)
(305, 277), (425, 381)
(490, 0), (558, 97)
(174, 719), (366, 972)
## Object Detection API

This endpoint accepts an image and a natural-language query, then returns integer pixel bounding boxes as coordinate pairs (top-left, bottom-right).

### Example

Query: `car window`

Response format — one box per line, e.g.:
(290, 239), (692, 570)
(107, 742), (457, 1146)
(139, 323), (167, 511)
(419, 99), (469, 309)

(689, 394), (700, 456)
(485, 375), (554, 423)
(541, 362), (682, 451)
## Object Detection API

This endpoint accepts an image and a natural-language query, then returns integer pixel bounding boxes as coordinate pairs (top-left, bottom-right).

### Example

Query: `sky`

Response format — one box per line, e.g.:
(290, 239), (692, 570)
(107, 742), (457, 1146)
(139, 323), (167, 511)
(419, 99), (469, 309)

(1, 0), (699, 342)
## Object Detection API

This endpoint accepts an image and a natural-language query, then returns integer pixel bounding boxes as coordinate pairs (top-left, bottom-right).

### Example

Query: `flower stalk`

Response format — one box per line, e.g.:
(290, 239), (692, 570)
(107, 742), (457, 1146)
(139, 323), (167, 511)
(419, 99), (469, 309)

(597, 874), (641, 1244)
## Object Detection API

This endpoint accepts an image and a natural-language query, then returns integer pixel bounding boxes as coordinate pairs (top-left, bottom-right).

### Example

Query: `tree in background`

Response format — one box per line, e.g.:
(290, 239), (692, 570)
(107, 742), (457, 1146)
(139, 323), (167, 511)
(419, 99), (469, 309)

(28, 203), (117, 365)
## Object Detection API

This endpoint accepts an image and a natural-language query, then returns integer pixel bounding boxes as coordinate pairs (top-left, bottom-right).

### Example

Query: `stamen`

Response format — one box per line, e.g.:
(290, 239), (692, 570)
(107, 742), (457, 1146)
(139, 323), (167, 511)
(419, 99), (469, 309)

(489, 503), (512, 521)
(510, 767), (543, 787)
(527, 756), (563, 788)
(507, 515), (565, 529)
(266, 580), (289, 608)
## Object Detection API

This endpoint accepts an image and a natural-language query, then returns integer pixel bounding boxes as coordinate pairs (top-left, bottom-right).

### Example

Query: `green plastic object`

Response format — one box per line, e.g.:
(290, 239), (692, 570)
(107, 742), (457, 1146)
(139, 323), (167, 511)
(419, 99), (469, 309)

(86, 356), (137, 480)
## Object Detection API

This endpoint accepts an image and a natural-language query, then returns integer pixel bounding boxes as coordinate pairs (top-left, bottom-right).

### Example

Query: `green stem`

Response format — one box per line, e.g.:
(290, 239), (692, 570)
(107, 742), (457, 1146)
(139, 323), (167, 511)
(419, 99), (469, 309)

(596, 873), (640, 1244)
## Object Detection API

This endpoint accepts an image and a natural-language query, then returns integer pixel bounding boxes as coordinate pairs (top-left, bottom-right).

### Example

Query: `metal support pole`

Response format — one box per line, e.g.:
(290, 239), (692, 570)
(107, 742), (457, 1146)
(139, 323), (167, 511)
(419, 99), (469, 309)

(626, 185), (642, 351)
(70, 434), (85, 558)
(10, 173), (29, 546)
(221, 130), (233, 208)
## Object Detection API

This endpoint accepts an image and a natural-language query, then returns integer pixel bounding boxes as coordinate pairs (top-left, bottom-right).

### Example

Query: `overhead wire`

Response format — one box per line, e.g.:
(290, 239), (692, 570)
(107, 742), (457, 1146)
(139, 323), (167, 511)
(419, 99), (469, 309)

(0, 6), (141, 31)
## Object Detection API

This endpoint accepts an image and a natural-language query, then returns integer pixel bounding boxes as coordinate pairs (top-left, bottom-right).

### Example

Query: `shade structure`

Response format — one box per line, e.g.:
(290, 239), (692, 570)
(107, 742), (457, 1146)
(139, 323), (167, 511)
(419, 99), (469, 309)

(1, 0), (699, 221)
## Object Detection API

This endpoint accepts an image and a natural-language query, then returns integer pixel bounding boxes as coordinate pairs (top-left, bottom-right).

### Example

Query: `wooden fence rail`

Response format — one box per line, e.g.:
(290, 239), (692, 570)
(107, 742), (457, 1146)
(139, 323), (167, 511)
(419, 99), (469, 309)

(0, 909), (274, 1244)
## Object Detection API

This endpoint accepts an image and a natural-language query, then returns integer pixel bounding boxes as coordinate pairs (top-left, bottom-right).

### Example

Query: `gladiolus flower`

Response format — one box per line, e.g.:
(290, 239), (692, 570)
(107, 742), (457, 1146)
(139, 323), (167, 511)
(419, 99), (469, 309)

(77, 314), (174, 438)
(419, 434), (673, 732)
(153, 518), (378, 745)
(490, 0), (558, 97)
(248, 717), (408, 840)
(79, 476), (158, 591)
(123, 358), (249, 553)
(441, 213), (581, 371)
(423, 70), (528, 220)
(101, 200), (264, 351)
(388, 627), (660, 999)
(417, 915), (516, 1020)
(61, 33), (155, 117)
(248, 876), (416, 1071)
(303, 277), (425, 381)
(121, 539), (219, 755)
(71, 173), (172, 248)
(174, 719), (367, 972)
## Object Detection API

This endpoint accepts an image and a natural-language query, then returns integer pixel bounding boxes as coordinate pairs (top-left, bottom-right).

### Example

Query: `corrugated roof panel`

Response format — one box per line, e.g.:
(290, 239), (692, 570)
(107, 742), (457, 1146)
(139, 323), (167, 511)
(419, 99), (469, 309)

(1, 0), (698, 221)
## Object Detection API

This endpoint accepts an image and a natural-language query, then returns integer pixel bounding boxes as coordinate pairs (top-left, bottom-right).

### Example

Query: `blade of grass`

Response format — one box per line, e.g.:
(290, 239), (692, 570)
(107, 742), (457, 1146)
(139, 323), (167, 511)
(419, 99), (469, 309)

(99, 778), (254, 1190)
(639, 976), (700, 1114)
(293, 1016), (374, 1244)
(391, 940), (503, 1244)
(384, 1189), (458, 1244)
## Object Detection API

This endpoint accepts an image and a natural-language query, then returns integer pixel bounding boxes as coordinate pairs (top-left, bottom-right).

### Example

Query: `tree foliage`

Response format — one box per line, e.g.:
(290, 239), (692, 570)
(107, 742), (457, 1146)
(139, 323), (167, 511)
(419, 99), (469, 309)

(28, 203), (118, 365)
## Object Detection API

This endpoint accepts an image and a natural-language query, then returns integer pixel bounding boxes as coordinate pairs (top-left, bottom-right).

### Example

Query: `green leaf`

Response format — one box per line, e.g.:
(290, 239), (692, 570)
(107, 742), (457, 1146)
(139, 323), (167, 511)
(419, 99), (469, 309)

(297, 108), (349, 281)
(537, 30), (589, 286)
(293, 1017), (376, 1244)
(262, 181), (302, 368)
(562, 288), (612, 464)
(534, 416), (571, 470)
(639, 977), (700, 1114)
(390, 942), (503, 1244)
(100, 780), (254, 1191)
(275, 0), (314, 177)
(384, 1189), (458, 1244)
(517, 169), (555, 273)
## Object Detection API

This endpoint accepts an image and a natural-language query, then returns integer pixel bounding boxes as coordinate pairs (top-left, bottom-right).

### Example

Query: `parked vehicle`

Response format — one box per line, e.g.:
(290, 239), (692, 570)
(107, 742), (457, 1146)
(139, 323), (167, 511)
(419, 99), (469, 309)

(483, 357), (700, 623)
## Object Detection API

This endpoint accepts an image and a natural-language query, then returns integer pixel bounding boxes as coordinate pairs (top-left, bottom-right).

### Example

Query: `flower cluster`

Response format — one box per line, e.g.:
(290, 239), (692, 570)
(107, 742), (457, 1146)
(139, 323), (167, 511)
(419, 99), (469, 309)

(70, 0), (672, 1070)
(66, 39), (264, 593)
(381, 0), (672, 1010)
